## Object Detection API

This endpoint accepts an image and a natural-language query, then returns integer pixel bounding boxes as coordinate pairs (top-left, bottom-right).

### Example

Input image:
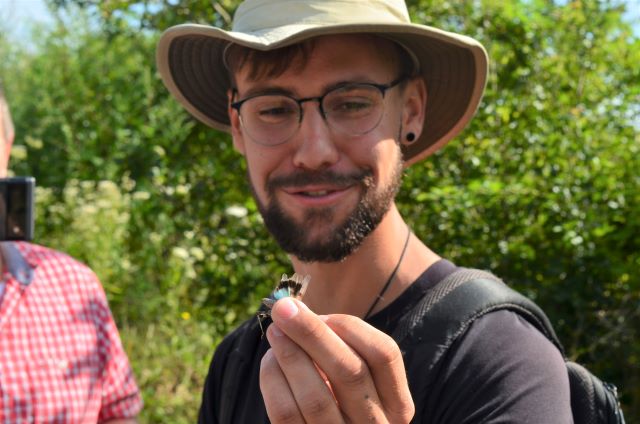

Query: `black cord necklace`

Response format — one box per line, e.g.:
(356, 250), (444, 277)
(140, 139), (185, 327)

(364, 224), (412, 319)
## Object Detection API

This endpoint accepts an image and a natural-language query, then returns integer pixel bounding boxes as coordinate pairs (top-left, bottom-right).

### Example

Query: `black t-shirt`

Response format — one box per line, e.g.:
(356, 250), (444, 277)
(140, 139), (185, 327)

(199, 260), (572, 423)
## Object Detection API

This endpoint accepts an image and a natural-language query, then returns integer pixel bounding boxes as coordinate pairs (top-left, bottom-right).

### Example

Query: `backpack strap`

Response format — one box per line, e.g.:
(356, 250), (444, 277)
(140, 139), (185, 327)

(392, 268), (565, 391)
(391, 267), (627, 424)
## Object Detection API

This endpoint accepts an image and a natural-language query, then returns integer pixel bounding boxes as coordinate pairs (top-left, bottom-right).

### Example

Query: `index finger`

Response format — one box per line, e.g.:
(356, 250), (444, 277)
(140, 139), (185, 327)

(321, 314), (414, 422)
(270, 298), (387, 422)
(270, 299), (413, 422)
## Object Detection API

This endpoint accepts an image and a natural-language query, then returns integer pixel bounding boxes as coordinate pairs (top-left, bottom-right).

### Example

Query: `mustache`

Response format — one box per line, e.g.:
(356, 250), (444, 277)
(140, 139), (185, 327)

(266, 169), (373, 191)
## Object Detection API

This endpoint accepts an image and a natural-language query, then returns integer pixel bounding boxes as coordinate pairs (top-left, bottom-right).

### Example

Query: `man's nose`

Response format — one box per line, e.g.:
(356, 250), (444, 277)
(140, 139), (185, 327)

(291, 102), (340, 170)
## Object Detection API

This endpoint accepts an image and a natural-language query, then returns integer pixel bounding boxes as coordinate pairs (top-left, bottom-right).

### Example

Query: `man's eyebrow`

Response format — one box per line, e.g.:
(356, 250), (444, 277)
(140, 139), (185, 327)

(237, 76), (385, 99)
(238, 85), (296, 99)
(326, 78), (381, 91)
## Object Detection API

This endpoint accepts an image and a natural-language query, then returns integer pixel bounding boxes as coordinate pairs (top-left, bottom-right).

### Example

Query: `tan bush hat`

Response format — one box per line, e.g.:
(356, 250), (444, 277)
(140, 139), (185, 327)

(156, 0), (489, 165)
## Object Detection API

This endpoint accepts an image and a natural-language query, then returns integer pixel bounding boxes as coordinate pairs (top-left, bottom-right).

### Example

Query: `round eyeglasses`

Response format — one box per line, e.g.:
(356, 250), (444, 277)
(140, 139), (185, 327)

(230, 76), (406, 146)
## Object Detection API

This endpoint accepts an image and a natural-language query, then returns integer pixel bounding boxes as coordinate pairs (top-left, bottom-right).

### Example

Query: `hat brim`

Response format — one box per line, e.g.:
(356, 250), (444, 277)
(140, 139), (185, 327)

(156, 22), (488, 166)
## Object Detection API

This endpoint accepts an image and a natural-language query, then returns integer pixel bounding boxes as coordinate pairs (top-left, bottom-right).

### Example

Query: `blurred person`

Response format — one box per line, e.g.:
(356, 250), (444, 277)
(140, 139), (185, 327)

(0, 86), (142, 422)
(157, 1), (572, 423)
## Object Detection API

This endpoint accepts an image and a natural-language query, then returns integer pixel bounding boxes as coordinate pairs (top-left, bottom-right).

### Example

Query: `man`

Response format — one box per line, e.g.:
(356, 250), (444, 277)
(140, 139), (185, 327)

(0, 87), (142, 421)
(157, 1), (572, 422)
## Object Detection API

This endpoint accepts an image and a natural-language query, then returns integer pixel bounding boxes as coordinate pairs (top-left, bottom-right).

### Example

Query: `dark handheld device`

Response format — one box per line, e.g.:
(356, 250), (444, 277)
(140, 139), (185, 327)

(0, 177), (35, 241)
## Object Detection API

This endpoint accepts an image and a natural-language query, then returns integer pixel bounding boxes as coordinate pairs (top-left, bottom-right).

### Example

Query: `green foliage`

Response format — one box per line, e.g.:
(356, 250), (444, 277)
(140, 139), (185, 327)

(403, 0), (640, 413)
(1, 0), (638, 421)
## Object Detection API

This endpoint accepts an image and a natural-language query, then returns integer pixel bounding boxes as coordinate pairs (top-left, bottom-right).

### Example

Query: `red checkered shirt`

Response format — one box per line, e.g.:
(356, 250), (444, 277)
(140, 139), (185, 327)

(0, 242), (142, 422)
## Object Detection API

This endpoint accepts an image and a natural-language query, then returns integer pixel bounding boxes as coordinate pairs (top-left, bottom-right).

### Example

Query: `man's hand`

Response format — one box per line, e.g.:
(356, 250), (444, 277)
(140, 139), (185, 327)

(260, 298), (414, 423)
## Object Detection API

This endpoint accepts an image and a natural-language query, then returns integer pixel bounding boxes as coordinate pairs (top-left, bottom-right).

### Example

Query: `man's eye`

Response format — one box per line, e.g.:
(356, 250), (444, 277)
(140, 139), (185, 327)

(253, 102), (297, 123)
(258, 107), (293, 117)
(329, 98), (374, 115)
(336, 101), (372, 111)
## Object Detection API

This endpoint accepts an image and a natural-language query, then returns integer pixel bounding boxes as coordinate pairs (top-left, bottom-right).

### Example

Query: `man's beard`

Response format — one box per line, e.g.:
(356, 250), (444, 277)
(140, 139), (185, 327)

(250, 154), (404, 263)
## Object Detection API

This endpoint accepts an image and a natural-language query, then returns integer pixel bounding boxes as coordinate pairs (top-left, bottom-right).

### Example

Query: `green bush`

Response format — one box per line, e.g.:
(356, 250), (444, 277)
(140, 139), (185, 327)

(31, 175), (285, 422)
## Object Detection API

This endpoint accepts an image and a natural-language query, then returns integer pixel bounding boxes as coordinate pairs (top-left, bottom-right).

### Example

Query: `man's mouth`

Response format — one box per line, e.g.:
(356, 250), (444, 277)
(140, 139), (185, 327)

(268, 170), (371, 192)
(299, 189), (334, 197)
(283, 185), (351, 203)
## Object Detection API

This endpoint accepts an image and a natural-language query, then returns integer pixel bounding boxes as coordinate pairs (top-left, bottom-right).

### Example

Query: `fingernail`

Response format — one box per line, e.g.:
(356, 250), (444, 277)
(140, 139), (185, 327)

(261, 348), (274, 364)
(269, 324), (283, 337)
(298, 300), (310, 311)
(277, 297), (299, 319)
(319, 315), (329, 322)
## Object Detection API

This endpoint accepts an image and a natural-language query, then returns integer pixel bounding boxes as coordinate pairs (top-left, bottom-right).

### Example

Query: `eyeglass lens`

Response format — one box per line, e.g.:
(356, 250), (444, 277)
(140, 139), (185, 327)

(238, 83), (387, 145)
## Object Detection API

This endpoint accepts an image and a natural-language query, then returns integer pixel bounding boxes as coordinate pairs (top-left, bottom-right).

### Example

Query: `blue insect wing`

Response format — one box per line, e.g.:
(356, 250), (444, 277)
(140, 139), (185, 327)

(258, 273), (311, 338)
(273, 288), (290, 300)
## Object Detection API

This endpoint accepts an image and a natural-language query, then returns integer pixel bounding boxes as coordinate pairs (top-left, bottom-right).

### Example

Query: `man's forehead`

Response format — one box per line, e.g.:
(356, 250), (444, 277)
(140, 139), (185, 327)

(229, 34), (402, 87)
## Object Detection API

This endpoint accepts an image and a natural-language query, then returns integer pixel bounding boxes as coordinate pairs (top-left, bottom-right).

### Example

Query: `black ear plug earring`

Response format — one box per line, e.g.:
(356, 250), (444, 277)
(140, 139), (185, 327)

(406, 132), (416, 143)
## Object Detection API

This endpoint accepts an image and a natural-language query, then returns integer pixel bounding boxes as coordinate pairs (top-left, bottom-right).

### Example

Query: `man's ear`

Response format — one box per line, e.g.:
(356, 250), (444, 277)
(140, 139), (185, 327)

(401, 77), (427, 144)
(228, 89), (246, 155)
